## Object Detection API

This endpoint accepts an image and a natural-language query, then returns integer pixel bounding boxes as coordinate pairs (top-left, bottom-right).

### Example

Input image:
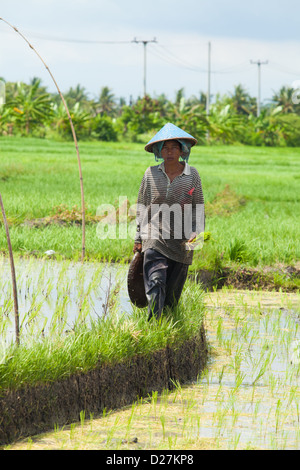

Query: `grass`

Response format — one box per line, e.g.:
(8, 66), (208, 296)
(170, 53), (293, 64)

(0, 270), (205, 392)
(0, 137), (299, 268)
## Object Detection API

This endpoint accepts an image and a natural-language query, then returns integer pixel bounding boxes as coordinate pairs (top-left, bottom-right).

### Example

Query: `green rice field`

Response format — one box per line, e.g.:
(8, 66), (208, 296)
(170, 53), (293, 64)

(1, 137), (300, 450)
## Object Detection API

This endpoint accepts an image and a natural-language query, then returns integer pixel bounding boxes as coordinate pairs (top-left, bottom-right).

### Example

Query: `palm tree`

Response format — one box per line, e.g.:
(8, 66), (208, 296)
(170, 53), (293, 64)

(186, 92), (206, 110)
(174, 88), (185, 107)
(166, 93), (208, 144)
(271, 86), (296, 114)
(64, 84), (91, 110)
(9, 79), (52, 134)
(96, 86), (116, 116)
(229, 84), (256, 115)
(52, 101), (90, 140)
(30, 76), (49, 95)
(154, 93), (169, 117)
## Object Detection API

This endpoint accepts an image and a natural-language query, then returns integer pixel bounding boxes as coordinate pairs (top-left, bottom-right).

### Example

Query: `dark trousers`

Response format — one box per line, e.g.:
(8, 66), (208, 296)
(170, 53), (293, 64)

(143, 248), (189, 320)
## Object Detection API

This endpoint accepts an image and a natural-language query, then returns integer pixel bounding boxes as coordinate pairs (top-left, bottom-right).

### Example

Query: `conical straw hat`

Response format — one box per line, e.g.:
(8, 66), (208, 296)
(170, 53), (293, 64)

(144, 122), (197, 153)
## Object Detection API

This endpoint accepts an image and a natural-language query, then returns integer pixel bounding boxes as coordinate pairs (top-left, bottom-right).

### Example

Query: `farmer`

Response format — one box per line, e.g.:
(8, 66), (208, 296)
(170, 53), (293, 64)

(133, 122), (205, 320)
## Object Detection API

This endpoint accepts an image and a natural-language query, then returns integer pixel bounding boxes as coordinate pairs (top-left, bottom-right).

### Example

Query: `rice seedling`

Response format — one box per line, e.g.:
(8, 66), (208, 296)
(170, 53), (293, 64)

(228, 238), (250, 263)
(0, 257), (205, 393)
(0, 194), (19, 345)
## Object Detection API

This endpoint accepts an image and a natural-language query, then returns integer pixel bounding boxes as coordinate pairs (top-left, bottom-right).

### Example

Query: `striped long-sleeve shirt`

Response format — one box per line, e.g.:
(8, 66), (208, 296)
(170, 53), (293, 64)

(135, 162), (205, 265)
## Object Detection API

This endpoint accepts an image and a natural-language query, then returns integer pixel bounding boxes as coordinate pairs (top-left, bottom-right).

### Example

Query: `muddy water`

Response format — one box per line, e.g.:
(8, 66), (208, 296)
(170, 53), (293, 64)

(0, 256), (132, 343)
(192, 290), (300, 449)
(2, 256), (300, 450)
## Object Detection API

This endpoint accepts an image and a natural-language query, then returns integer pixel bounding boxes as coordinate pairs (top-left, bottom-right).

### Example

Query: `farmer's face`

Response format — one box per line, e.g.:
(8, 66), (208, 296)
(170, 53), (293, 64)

(161, 140), (181, 163)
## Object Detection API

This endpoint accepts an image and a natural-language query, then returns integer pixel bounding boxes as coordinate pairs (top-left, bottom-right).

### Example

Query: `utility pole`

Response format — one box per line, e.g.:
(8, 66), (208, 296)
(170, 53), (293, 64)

(250, 59), (268, 117)
(132, 37), (157, 97)
(206, 41), (211, 117)
(206, 41), (211, 141)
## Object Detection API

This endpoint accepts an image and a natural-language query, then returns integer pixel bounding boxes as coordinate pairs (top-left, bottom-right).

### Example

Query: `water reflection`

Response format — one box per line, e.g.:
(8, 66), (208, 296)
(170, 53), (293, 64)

(196, 290), (300, 449)
(0, 256), (133, 342)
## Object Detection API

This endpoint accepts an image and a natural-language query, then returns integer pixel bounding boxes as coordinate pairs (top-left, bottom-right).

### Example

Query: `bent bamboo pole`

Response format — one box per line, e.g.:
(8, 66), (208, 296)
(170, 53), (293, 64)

(0, 194), (19, 345)
(0, 17), (86, 261)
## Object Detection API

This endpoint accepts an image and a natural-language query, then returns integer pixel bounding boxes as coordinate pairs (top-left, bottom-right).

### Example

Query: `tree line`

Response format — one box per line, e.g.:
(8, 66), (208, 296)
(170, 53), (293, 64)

(1, 77), (300, 146)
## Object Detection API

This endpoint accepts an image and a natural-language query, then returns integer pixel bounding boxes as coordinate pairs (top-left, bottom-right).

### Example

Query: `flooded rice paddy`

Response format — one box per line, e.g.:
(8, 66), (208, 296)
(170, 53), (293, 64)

(0, 256), (132, 345)
(2, 256), (300, 450)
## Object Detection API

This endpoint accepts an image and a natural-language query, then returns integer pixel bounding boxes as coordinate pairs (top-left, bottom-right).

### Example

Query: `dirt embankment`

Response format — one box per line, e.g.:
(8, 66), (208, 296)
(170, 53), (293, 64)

(194, 264), (300, 292)
(0, 326), (208, 446)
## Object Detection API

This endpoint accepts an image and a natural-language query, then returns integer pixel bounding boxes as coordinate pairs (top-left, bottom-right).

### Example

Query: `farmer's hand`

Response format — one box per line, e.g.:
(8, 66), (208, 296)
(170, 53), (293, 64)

(187, 232), (197, 243)
(133, 243), (142, 253)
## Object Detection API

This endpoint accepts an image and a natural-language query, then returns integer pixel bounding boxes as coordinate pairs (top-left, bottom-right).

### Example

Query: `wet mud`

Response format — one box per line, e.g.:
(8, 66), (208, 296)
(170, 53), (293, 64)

(0, 325), (208, 446)
(195, 265), (300, 292)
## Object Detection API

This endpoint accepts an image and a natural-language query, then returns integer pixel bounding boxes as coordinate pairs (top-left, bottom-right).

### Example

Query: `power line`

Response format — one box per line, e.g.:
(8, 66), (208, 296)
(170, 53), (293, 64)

(148, 46), (202, 72)
(150, 43), (252, 75)
(0, 28), (132, 44)
(268, 61), (300, 77)
(155, 44), (206, 72)
(6, 28), (250, 75)
(33, 35), (131, 44)
(215, 61), (252, 74)
(1, 27), (281, 78)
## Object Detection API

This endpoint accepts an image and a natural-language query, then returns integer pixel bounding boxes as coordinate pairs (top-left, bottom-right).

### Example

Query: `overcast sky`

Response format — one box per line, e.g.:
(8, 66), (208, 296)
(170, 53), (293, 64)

(1, 0), (300, 104)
